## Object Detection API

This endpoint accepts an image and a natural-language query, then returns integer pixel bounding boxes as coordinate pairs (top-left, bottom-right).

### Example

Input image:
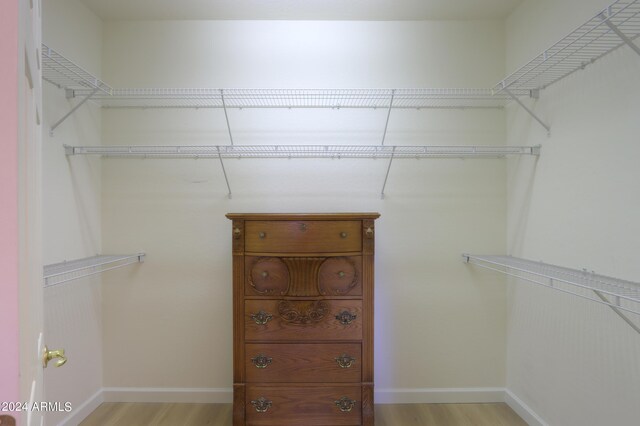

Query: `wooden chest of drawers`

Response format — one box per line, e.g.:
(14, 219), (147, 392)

(226, 213), (379, 426)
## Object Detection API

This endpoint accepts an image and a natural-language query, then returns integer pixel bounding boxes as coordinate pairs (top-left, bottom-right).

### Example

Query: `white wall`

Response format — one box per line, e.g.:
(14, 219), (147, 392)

(99, 20), (514, 400)
(506, 0), (640, 425)
(42, 0), (103, 424)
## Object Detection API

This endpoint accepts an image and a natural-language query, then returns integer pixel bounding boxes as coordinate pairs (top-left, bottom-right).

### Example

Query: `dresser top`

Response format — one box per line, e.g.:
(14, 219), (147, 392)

(226, 213), (380, 220)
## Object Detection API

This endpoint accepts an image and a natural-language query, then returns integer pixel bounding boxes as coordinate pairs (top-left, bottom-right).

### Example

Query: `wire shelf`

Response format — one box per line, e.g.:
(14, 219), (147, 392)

(65, 144), (540, 159)
(68, 88), (529, 110)
(496, 0), (640, 92)
(41, 44), (112, 94)
(463, 255), (640, 316)
(43, 253), (145, 287)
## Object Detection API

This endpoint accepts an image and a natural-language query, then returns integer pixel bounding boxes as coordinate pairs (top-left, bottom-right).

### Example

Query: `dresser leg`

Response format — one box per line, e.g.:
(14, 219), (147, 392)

(233, 384), (245, 426)
(362, 384), (374, 426)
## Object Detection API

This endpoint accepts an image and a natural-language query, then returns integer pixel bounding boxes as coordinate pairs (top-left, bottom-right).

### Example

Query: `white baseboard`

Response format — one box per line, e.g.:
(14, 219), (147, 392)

(102, 387), (233, 404)
(504, 389), (548, 426)
(374, 387), (505, 404)
(57, 389), (104, 426)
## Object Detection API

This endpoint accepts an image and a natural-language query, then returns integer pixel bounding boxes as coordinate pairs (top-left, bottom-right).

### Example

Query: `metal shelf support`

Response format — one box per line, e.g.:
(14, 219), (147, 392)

(216, 146), (232, 199)
(380, 146), (396, 199)
(220, 89), (234, 145)
(49, 87), (99, 136)
(594, 290), (640, 333)
(381, 89), (395, 146)
(463, 254), (640, 332)
(504, 88), (551, 136)
(600, 8), (640, 57)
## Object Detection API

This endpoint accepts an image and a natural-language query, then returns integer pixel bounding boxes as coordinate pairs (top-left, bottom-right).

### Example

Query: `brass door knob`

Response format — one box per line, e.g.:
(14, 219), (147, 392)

(43, 346), (67, 368)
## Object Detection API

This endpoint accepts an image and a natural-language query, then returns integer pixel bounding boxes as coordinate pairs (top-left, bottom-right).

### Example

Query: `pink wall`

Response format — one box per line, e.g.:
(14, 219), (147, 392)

(0, 0), (20, 405)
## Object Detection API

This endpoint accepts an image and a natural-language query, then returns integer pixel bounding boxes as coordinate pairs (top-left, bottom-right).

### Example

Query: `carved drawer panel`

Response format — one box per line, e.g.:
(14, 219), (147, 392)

(246, 385), (361, 426)
(245, 221), (362, 253)
(245, 256), (362, 297)
(245, 343), (361, 383)
(245, 300), (362, 341)
(245, 257), (291, 296)
(318, 256), (362, 296)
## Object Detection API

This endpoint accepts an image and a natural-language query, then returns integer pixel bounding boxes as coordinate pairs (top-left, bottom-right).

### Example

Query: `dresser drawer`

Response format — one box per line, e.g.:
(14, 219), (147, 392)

(245, 300), (362, 341)
(246, 343), (361, 383)
(245, 256), (363, 297)
(246, 385), (361, 426)
(245, 221), (362, 253)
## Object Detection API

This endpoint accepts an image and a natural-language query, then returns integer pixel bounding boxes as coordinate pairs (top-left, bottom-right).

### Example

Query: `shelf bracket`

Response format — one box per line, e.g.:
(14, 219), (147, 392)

(593, 290), (640, 335)
(49, 87), (99, 136)
(381, 89), (396, 146)
(220, 89), (234, 146)
(380, 146), (396, 199)
(599, 11), (640, 58)
(216, 146), (232, 199)
(504, 88), (551, 136)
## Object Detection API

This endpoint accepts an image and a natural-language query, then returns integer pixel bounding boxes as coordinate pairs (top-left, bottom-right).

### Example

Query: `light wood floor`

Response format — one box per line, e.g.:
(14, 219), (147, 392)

(80, 402), (527, 425)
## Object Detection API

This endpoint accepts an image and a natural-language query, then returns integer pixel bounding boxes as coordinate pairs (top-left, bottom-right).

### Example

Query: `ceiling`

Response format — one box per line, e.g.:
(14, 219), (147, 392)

(79, 0), (525, 21)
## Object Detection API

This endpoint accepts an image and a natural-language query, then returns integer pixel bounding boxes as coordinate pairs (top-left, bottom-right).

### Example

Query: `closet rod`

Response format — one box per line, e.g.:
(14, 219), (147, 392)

(64, 144), (540, 159)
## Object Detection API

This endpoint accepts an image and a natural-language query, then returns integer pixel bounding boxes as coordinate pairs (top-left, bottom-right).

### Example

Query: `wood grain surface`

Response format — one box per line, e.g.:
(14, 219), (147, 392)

(79, 402), (527, 426)
(245, 220), (362, 253)
(245, 300), (362, 341)
(245, 385), (361, 425)
(245, 343), (362, 383)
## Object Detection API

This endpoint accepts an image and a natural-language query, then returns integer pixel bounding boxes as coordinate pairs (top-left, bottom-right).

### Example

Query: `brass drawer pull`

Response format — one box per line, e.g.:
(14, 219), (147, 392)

(335, 310), (357, 325)
(335, 354), (356, 368)
(258, 231), (266, 239)
(250, 310), (273, 325)
(251, 397), (272, 413)
(334, 397), (356, 412)
(251, 354), (273, 369)
(340, 231), (348, 238)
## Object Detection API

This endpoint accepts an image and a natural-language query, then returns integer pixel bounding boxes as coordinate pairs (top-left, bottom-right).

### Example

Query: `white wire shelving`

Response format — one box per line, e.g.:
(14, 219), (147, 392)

(42, 44), (113, 135)
(42, 44), (112, 94)
(64, 144), (540, 159)
(494, 0), (640, 133)
(67, 88), (528, 110)
(495, 0), (640, 93)
(42, 1), (640, 136)
(463, 255), (640, 330)
(43, 253), (145, 287)
(64, 144), (539, 199)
